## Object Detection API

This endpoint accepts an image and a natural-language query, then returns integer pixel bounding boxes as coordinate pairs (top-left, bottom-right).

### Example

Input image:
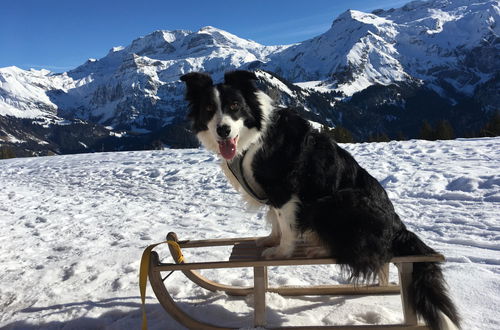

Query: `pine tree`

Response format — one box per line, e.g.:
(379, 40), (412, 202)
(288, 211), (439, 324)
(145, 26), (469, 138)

(480, 112), (500, 137)
(419, 120), (436, 141)
(395, 131), (407, 141)
(0, 145), (16, 159)
(368, 132), (390, 142)
(151, 139), (164, 150)
(320, 124), (355, 143)
(435, 120), (454, 140)
(320, 125), (333, 136)
(333, 126), (355, 143)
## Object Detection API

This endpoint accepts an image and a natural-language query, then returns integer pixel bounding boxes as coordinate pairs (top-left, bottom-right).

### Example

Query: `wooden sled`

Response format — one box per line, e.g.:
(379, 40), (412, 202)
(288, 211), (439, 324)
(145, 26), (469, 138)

(143, 232), (445, 329)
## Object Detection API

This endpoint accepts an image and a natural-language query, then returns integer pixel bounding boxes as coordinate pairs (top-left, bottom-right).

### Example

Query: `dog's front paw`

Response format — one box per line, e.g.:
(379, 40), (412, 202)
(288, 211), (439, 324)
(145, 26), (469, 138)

(256, 235), (280, 247)
(261, 245), (294, 259)
(305, 246), (330, 258)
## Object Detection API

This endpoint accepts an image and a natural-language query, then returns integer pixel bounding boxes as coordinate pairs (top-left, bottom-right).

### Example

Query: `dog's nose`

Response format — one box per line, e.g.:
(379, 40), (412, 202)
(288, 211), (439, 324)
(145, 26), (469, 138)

(216, 125), (231, 138)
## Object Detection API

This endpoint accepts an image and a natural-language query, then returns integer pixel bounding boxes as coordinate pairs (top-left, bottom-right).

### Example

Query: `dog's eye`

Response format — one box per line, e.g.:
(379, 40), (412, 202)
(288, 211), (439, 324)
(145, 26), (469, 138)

(206, 104), (215, 112)
(230, 102), (239, 111)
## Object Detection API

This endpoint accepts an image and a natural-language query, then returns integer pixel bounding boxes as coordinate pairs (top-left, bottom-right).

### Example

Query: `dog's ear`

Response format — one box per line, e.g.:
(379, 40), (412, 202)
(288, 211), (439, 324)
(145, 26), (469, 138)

(180, 72), (213, 101)
(224, 70), (258, 91)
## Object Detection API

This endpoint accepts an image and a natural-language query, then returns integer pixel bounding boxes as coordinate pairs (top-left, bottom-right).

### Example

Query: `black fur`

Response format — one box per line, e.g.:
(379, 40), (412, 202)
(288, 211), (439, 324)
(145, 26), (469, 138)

(181, 70), (460, 329)
(216, 84), (259, 130)
(180, 72), (214, 132)
(224, 71), (263, 130)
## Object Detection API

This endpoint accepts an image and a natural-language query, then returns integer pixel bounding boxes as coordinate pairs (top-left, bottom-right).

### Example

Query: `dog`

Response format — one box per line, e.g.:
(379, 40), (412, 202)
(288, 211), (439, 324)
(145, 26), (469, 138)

(180, 70), (460, 330)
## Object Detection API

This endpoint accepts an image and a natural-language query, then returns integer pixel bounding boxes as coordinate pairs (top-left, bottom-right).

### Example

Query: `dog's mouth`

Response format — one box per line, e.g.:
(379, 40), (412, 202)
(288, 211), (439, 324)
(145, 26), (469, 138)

(218, 136), (238, 160)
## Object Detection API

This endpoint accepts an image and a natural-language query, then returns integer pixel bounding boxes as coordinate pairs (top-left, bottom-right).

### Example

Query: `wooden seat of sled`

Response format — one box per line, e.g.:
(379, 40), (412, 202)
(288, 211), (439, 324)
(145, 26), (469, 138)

(148, 232), (445, 329)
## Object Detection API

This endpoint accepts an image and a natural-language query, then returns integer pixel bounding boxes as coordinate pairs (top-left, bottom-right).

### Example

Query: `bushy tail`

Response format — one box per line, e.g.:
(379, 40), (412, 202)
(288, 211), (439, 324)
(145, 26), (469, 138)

(301, 194), (460, 329)
(392, 229), (460, 330)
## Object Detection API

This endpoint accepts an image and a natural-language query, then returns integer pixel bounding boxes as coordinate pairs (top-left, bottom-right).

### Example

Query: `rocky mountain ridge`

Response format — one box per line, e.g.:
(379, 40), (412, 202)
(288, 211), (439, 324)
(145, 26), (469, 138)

(1, 0), (498, 156)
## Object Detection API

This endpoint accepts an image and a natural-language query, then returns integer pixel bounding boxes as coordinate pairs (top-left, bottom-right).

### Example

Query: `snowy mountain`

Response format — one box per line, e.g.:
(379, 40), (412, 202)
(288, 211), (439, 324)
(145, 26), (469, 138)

(55, 27), (288, 130)
(263, 9), (411, 95)
(264, 0), (499, 96)
(0, 0), (498, 156)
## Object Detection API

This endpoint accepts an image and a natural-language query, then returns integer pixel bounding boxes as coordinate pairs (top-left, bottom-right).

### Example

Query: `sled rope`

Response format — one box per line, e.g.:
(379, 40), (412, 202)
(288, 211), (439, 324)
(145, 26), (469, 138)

(139, 240), (184, 330)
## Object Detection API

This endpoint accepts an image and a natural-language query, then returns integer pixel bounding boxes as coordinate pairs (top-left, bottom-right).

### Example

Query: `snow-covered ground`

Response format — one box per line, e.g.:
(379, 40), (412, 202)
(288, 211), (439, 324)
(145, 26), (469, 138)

(1, 137), (499, 329)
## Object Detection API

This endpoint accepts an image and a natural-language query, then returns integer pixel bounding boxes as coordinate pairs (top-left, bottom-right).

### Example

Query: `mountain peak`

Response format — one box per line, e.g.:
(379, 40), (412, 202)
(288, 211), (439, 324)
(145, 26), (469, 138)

(198, 25), (219, 32)
(193, 25), (264, 49)
(127, 29), (190, 56)
(332, 9), (395, 30)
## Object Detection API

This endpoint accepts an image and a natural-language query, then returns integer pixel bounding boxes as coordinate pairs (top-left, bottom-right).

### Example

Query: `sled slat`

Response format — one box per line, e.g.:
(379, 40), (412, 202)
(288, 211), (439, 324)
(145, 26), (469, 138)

(268, 284), (400, 296)
(272, 325), (428, 329)
(398, 262), (418, 325)
(155, 258), (340, 271)
(378, 264), (390, 286)
(154, 254), (444, 272)
(254, 266), (268, 326)
(177, 236), (260, 248)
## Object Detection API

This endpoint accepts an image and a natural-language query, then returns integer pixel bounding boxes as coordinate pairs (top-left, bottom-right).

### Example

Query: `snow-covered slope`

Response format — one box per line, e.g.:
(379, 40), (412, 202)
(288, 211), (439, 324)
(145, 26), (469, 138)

(1, 137), (499, 329)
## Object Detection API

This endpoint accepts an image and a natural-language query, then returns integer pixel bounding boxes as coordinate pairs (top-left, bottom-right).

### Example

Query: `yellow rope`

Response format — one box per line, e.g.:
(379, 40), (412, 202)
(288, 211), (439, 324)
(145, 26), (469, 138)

(139, 240), (184, 330)
(167, 240), (185, 264)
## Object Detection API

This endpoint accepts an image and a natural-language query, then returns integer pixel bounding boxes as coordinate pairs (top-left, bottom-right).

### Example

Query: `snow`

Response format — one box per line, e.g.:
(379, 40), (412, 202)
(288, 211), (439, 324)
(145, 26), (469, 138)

(1, 137), (499, 329)
(294, 80), (338, 94)
(308, 120), (324, 130)
(255, 71), (295, 97)
(1, 133), (26, 144)
(349, 10), (396, 27)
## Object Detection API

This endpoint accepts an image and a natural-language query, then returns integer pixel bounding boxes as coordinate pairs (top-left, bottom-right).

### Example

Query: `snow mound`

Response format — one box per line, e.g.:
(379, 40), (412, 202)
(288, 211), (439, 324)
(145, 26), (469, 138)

(0, 137), (499, 329)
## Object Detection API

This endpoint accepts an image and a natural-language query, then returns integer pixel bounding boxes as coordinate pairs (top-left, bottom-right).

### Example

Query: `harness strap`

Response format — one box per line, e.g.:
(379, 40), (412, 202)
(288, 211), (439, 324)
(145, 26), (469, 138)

(226, 153), (270, 204)
(139, 240), (184, 330)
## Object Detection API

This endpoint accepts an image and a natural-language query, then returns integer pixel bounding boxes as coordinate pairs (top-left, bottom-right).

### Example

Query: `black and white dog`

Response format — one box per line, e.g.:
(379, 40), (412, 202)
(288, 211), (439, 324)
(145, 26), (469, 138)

(181, 70), (460, 330)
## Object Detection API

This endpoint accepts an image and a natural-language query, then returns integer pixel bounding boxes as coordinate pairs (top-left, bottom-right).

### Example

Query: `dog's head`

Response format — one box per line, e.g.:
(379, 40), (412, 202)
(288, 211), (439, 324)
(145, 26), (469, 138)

(181, 70), (272, 160)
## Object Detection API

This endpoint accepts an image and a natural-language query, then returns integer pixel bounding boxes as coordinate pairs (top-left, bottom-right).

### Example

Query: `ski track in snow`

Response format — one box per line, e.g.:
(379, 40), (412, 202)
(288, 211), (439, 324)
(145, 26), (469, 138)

(0, 138), (499, 329)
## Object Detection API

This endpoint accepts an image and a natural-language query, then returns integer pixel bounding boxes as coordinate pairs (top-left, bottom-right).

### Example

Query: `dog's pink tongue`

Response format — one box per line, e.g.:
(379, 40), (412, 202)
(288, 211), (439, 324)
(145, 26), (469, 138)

(218, 138), (237, 160)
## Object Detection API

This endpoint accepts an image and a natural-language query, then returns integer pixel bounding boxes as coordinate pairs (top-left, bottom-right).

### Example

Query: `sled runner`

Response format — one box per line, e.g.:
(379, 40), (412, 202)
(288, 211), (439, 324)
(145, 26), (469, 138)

(140, 232), (445, 329)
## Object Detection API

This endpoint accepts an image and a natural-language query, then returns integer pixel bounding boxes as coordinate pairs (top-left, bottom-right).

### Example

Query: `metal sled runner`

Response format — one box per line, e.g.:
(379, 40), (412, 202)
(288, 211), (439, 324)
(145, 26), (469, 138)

(140, 232), (445, 329)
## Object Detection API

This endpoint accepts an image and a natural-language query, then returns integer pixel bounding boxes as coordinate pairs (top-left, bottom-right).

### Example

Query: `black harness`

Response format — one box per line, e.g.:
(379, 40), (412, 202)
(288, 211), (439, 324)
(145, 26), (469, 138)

(226, 153), (270, 205)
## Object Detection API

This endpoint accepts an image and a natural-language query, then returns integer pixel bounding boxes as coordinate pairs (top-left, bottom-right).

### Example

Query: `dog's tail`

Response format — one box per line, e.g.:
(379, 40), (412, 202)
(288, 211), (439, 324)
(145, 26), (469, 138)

(302, 195), (460, 329)
(392, 228), (461, 330)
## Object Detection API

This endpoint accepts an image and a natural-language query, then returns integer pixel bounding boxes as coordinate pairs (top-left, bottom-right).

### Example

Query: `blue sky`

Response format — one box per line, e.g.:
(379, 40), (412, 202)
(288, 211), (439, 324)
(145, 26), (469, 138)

(1, 0), (410, 72)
